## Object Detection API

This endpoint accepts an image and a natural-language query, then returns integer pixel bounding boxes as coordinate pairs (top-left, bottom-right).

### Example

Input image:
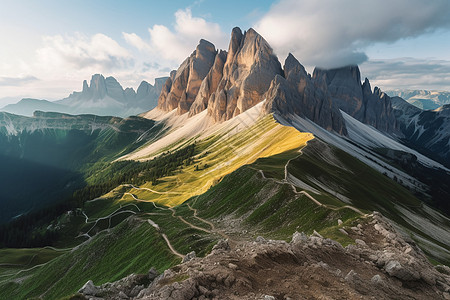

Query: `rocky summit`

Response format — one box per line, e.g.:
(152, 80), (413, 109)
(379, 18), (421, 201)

(77, 213), (450, 300)
(313, 66), (398, 133)
(154, 27), (401, 137)
(158, 27), (283, 122)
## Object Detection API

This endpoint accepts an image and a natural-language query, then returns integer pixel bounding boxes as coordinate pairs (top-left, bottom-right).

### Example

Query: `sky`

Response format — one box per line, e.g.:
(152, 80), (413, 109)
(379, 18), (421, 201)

(1, 0), (450, 106)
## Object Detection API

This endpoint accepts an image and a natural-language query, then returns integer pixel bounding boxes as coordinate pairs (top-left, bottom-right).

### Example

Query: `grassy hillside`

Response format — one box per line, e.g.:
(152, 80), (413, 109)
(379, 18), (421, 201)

(117, 114), (313, 206)
(1, 113), (449, 299)
(0, 114), (161, 224)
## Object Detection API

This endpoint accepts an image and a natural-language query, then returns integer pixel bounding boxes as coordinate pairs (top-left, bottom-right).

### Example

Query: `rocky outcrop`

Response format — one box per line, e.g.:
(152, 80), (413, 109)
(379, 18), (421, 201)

(392, 97), (450, 168)
(157, 27), (283, 122)
(314, 66), (398, 133)
(77, 213), (450, 300)
(206, 27), (283, 122)
(263, 53), (347, 134)
(157, 40), (217, 114)
(188, 50), (227, 116)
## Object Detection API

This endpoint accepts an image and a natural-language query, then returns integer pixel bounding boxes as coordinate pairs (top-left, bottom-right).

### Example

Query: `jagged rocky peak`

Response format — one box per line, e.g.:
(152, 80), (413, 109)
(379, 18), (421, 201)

(157, 27), (283, 122)
(207, 27), (283, 122)
(264, 53), (347, 134)
(189, 50), (227, 116)
(157, 39), (217, 114)
(314, 66), (397, 133)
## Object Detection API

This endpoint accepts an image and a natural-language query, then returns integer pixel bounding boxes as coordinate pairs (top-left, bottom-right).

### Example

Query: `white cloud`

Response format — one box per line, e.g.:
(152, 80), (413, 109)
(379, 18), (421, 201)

(122, 32), (150, 51)
(36, 33), (133, 72)
(255, 0), (450, 68)
(124, 8), (227, 63)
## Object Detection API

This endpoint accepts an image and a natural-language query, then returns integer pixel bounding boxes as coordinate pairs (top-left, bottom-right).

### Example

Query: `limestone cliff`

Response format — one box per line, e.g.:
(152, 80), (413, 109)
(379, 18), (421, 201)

(263, 54), (347, 134)
(314, 66), (398, 133)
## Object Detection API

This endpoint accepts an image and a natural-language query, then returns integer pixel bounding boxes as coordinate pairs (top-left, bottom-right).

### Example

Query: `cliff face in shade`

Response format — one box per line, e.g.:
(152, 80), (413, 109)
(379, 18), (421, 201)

(154, 27), (402, 137)
(157, 40), (217, 114)
(206, 27), (283, 122)
(263, 54), (347, 135)
(313, 66), (398, 133)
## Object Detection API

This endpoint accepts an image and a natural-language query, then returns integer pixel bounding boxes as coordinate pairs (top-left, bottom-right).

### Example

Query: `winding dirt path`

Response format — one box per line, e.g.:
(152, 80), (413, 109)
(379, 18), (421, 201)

(169, 208), (212, 234)
(123, 184), (183, 195)
(147, 219), (184, 259)
(124, 193), (166, 210)
(253, 156), (368, 217)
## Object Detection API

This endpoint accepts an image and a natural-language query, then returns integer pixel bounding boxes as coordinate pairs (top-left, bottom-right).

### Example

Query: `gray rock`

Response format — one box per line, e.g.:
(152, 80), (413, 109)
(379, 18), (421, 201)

(256, 236), (267, 243)
(339, 228), (349, 235)
(312, 230), (323, 238)
(436, 265), (450, 276)
(263, 295), (275, 300)
(263, 54), (347, 135)
(371, 274), (383, 285)
(118, 291), (128, 299)
(78, 280), (100, 296)
(148, 267), (159, 281)
(212, 239), (230, 252)
(291, 231), (308, 244)
(355, 239), (367, 247)
(345, 270), (358, 282)
(182, 251), (196, 263)
(313, 66), (397, 134)
(384, 260), (420, 281)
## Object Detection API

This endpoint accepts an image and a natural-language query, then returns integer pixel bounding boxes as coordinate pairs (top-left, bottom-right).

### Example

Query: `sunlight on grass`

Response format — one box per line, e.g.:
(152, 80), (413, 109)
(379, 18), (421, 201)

(118, 114), (314, 206)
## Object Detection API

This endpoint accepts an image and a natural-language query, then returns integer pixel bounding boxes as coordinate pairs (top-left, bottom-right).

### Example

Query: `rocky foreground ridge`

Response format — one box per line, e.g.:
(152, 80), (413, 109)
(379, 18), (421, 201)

(77, 212), (450, 300)
(155, 27), (397, 136)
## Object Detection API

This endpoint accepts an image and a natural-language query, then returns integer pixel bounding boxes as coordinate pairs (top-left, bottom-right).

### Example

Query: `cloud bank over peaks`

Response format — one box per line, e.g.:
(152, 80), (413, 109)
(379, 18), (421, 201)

(255, 0), (450, 68)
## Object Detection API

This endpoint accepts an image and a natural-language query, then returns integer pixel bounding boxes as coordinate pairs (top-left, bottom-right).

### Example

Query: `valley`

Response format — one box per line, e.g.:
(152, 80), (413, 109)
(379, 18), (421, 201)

(0, 25), (449, 300)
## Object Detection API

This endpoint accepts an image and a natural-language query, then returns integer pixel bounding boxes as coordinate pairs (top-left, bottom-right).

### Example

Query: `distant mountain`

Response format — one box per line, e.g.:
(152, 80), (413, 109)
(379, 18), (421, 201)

(2, 26), (450, 300)
(0, 110), (158, 223)
(391, 97), (450, 167)
(0, 75), (167, 117)
(387, 89), (450, 110)
(1, 98), (68, 116)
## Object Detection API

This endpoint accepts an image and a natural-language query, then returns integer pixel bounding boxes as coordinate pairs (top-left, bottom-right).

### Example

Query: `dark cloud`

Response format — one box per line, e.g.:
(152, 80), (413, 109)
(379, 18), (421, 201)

(255, 0), (450, 68)
(361, 58), (450, 91)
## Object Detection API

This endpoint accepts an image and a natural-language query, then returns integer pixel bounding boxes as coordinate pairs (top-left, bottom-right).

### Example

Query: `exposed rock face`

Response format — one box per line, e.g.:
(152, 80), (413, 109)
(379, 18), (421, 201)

(263, 53), (347, 134)
(314, 66), (398, 133)
(79, 213), (450, 299)
(157, 27), (283, 122)
(207, 27), (283, 122)
(188, 50), (227, 116)
(157, 40), (217, 114)
(392, 97), (450, 167)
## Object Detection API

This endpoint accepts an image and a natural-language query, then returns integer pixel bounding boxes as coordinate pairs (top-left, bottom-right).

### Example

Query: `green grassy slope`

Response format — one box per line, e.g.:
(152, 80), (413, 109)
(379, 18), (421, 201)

(284, 139), (450, 265)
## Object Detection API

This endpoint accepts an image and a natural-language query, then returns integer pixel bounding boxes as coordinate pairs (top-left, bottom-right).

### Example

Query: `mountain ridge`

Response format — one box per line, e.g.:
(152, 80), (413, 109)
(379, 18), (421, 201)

(1, 75), (167, 118)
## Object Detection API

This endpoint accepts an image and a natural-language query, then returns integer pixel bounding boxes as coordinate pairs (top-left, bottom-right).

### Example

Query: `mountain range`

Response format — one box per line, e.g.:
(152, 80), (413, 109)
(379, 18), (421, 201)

(387, 89), (450, 110)
(0, 75), (167, 117)
(0, 27), (449, 299)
